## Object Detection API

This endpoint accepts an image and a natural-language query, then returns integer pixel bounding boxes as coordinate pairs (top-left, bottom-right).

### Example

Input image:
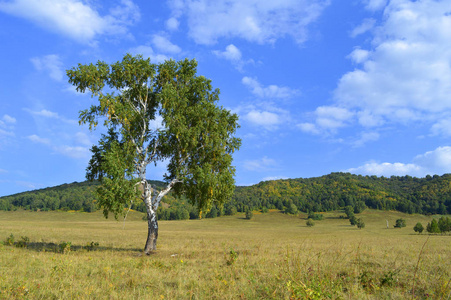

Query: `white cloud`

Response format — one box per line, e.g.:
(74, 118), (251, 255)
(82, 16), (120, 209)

(28, 134), (90, 159)
(299, 106), (354, 135)
(129, 45), (169, 63)
(213, 44), (242, 62)
(244, 156), (277, 171)
(0, 0), (140, 44)
(166, 17), (179, 31)
(245, 110), (280, 128)
(431, 118), (451, 137)
(151, 35), (181, 54)
(168, 0), (330, 45)
(346, 146), (451, 177)
(350, 18), (376, 37)
(30, 54), (63, 81)
(75, 132), (92, 146)
(362, 0), (387, 11)
(347, 162), (422, 177)
(242, 77), (299, 99)
(2, 115), (16, 124)
(352, 131), (379, 148)
(330, 0), (451, 133)
(27, 134), (51, 145)
(263, 176), (289, 181)
(348, 48), (370, 64)
(25, 108), (77, 125)
(54, 145), (90, 159)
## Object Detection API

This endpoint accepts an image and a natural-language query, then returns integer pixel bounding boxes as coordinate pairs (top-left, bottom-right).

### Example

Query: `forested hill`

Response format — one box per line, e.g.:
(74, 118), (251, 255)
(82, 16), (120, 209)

(231, 173), (451, 215)
(1, 173), (450, 215)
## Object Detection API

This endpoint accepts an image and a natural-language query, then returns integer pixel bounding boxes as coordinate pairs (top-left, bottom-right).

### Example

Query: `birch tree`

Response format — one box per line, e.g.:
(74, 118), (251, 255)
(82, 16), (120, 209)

(67, 54), (241, 254)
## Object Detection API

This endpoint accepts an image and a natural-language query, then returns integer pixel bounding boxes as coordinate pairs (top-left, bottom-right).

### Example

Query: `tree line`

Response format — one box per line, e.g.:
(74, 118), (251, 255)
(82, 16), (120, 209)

(1, 172), (451, 217)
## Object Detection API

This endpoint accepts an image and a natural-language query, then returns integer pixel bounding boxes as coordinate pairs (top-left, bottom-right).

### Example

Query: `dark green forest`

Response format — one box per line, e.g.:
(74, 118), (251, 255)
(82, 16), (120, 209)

(1, 173), (450, 218)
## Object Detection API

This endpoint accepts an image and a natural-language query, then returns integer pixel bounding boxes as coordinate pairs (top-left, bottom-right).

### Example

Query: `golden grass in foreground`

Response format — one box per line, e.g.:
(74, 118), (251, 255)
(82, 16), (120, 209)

(0, 209), (450, 299)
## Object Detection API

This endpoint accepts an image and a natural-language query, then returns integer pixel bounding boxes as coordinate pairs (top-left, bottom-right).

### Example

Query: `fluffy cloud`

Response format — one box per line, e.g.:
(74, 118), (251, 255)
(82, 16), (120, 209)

(298, 106), (354, 135)
(151, 35), (181, 54)
(335, 0), (451, 128)
(346, 146), (451, 177)
(362, 0), (387, 11)
(166, 17), (179, 31)
(245, 110), (281, 128)
(350, 18), (376, 37)
(2, 115), (16, 124)
(213, 44), (242, 62)
(27, 134), (51, 145)
(167, 0), (330, 45)
(242, 77), (299, 99)
(128, 45), (170, 63)
(244, 156), (277, 171)
(30, 54), (63, 81)
(0, 0), (140, 44)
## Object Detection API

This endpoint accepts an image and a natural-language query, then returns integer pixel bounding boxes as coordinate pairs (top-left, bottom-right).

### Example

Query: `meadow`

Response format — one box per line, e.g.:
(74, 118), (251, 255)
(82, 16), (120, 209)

(0, 209), (449, 299)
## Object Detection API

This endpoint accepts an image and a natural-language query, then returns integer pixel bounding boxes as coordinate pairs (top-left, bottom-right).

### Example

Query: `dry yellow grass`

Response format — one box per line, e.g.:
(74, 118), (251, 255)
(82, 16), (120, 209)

(0, 209), (450, 299)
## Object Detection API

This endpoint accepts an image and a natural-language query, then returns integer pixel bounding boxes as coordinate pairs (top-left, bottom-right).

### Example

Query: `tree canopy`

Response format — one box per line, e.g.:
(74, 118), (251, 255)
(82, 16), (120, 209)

(66, 54), (240, 253)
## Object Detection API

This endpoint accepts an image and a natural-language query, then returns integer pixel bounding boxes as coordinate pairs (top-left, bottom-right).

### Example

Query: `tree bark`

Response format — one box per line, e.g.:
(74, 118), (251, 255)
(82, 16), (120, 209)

(144, 211), (158, 254)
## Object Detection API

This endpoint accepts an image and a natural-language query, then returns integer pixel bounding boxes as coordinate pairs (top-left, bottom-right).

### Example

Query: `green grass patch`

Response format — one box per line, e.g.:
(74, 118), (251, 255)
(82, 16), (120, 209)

(0, 209), (449, 299)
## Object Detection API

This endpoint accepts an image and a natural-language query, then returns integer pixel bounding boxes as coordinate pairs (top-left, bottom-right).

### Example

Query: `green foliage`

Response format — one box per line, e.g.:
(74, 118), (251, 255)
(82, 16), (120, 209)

(394, 218), (406, 228)
(261, 207), (269, 213)
(232, 173), (451, 215)
(426, 219), (440, 234)
(84, 241), (100, 251)
(245, 209), (253, 220)
(308, 211), (323, 220)
(356, 218), (365, 229)
(66, 54), (241, 223)
(15, 236), (30, 248)
(225, 205), (237, 216)
(413, 222), (424, 234)
(225, 249), (238, 266)
(4, 234), (14, 246)
(284, 201), (298, 214)
(306, 219), (314, 227)
(349, 215), (357, 226)
(344, 206), (355, 219)
(437, 216), (451, 234)
(59, 241), (72, 254)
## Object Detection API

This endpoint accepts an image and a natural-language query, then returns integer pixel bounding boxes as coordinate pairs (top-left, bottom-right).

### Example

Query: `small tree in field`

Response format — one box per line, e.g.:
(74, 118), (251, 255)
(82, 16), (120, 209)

(426, 219), (440, 234)
(245, 209), (253, 220)
(356, 218), (365, 229)
(67, 54), (240, 254)
(306, 219), (314, 227)
(394, 218), (406, 228)
(413, 222), (424, 234)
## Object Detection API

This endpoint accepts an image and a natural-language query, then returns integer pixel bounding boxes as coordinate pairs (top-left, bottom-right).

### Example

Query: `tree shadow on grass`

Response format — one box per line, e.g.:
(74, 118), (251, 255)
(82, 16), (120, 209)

(8, 241), (142, 254)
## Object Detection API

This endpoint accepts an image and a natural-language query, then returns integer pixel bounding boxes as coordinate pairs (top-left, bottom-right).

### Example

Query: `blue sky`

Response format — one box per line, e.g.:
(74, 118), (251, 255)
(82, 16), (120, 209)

(1, 0), (451, 196)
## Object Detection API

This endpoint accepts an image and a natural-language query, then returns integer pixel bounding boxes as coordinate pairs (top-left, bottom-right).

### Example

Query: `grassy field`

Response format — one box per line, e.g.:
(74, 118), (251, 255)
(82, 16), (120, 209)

(0, 209), (450, 299)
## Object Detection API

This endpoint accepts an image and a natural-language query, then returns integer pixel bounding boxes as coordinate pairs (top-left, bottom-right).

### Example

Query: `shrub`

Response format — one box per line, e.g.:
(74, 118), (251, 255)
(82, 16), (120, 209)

(426, 219), (440, 234)
(349, 215), (357, 226)
(245, 209), (253, 220)
(16, 236), (30, 248)
(225, 249), (238, 266)
(394, 218), (406, 228)
(308, 212), (323, 220)
(261, 207), (269, 213)
(413, 222), (424, 234)
(84, 241), (100, 251)
(4, 234), (14, 246)
(306, 219), (314, 227)
(356, 218), (365, 229)
(59, 241), (71, 254)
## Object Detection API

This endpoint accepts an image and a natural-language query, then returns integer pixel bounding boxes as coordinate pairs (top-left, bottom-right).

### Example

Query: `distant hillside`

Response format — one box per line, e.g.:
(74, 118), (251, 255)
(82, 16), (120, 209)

(1, 173), (450, 216)
(231, 173), (451, 215)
